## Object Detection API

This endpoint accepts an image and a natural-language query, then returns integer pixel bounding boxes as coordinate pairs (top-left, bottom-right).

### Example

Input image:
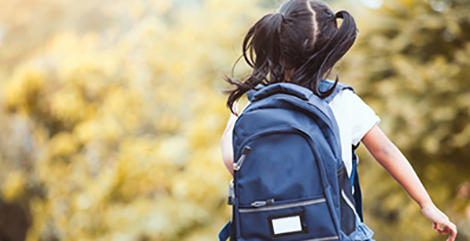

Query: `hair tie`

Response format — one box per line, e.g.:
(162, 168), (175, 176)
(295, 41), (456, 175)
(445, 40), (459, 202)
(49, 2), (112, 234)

(275, 12), (285, 21)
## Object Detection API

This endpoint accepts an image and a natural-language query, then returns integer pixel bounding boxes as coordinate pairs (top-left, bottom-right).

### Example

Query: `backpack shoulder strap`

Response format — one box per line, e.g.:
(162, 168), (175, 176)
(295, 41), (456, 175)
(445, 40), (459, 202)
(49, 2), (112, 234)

(352, 143), (364, 222)
(218, 221), (231, 241)
(246, 83), (268, 102)
(321, 79), (354, 104)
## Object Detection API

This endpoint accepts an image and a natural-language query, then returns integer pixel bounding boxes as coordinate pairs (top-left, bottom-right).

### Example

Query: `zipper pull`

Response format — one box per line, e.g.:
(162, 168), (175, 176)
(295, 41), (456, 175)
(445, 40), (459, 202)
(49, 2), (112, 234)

(251, 198), (275, 207)
(233, 146), (251, 171)
(227, 180), (235, 205)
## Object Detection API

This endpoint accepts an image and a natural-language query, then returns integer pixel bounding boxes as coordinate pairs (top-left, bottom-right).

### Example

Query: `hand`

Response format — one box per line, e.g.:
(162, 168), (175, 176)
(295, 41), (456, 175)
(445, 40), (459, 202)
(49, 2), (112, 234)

(421, 203), (457, 241)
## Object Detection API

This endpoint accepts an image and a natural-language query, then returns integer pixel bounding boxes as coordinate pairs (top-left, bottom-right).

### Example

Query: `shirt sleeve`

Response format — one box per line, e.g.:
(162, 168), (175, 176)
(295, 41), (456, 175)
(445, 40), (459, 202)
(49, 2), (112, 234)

(343, 91), (381, 146)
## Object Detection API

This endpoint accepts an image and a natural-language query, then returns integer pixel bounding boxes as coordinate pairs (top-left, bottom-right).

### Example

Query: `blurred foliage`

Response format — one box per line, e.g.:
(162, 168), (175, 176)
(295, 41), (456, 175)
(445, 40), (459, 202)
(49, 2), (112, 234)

(0, 0), (260, 240)
(341, 0), (470, 240)
(0, 0), (468, 240)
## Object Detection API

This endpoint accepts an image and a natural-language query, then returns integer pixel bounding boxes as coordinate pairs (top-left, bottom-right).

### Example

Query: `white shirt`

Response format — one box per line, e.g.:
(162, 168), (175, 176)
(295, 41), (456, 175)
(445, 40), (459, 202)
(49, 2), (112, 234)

(329, 89), (381, 177)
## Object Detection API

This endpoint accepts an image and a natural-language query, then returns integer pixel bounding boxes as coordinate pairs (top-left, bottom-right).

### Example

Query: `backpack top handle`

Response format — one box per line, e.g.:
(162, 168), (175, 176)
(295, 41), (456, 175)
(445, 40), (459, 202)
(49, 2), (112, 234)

(251, 82), (312, 102)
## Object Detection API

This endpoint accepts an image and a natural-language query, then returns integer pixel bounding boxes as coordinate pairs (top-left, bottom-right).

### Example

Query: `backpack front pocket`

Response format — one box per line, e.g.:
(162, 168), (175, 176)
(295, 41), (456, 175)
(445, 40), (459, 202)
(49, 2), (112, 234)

(236, 197), (339, 241)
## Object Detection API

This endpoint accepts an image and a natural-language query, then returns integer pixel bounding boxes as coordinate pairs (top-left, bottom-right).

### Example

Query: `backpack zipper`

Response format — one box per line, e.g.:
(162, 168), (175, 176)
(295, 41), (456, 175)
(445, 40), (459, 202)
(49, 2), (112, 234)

(251, 198), (275, 207)
(239, 197), (326, 213)
(227, 180), (235, 205)
(233, 146), (251, 171)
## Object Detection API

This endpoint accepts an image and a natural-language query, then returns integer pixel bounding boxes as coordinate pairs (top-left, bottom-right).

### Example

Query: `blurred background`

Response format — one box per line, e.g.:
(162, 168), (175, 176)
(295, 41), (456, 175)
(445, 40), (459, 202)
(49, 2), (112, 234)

(0, 0), (469, 240)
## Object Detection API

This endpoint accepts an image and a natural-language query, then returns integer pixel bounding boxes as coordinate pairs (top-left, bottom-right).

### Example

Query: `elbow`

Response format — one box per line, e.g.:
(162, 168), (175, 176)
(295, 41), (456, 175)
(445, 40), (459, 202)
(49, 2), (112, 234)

(362, 125), (402, 164)
(375, 142), (398, 162)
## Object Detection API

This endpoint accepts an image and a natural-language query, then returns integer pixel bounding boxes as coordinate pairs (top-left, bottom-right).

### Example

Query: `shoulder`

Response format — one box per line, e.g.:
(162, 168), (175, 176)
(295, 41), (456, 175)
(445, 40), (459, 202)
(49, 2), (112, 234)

(329, 88), (380, 128)
(329, 88), (356, 108)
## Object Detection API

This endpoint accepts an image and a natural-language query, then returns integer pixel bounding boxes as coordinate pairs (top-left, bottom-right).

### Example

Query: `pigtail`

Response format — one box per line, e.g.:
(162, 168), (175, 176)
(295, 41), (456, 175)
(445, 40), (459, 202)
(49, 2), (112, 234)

(292, 8), (358, 99)
(316, 11), (357, 93)
(225, 13), (286, 115)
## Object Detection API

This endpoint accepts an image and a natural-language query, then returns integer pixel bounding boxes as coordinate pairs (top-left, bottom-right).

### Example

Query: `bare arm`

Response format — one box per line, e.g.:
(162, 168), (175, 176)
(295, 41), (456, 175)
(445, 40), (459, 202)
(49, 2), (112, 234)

(362, 125), (457, 241)
(221, 104), (238, 176)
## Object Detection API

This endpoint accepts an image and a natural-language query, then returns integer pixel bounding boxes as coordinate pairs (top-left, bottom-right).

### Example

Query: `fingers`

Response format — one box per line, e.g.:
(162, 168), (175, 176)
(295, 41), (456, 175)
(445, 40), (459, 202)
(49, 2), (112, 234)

(424, 206), (457, 241)
(438, 228), (449, 235)
(435, 221), (457, 241)
(447, 222), (457, 241)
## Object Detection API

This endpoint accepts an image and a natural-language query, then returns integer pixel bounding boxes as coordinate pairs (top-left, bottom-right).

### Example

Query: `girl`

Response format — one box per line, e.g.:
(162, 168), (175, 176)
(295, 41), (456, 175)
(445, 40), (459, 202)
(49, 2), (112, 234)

(220, 0), (457, 240)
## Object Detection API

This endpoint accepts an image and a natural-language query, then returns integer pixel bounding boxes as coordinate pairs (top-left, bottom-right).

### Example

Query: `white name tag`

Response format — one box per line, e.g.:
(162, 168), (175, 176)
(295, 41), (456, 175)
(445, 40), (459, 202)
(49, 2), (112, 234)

(271, 215), (302, 235)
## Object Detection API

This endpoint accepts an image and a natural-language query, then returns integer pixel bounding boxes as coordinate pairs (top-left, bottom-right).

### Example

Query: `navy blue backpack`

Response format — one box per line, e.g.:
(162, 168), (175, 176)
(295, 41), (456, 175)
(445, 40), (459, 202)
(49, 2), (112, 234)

(219, 81), (362, 241)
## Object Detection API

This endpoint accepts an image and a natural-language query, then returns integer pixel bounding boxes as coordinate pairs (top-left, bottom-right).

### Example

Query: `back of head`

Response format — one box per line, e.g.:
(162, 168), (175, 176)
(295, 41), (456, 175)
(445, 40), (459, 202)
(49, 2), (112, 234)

(225, 0), (358, 114)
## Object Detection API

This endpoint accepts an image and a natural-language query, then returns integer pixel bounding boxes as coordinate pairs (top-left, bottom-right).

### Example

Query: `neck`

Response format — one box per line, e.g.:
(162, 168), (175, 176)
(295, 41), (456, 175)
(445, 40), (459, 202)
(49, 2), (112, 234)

(284, 69), (293, 82)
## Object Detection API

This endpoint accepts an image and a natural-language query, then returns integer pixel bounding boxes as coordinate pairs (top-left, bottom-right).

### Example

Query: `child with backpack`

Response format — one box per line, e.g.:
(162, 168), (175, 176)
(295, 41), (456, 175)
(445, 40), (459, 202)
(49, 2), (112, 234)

(219, 0), (457, 240)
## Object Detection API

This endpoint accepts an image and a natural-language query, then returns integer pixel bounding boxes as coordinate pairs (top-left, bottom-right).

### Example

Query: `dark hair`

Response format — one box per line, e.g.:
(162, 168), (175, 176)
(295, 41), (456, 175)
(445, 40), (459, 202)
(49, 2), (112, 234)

(225, 0), (358, 114)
